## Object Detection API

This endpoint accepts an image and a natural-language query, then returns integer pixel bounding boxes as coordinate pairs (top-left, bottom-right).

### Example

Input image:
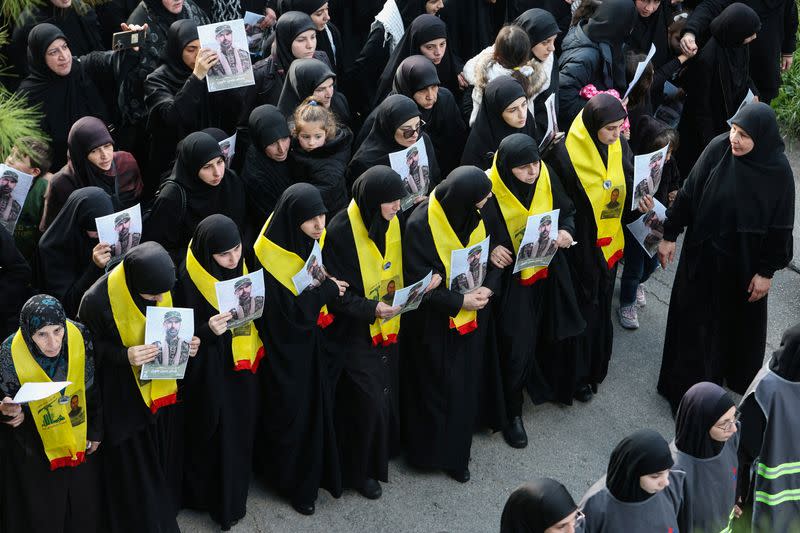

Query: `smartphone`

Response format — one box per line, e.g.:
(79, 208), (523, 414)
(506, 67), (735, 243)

(112, 29), (147, 51)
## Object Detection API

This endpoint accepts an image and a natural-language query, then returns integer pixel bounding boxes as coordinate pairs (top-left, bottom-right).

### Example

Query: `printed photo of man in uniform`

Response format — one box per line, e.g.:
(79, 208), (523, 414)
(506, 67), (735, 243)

(601, 187), (623, 219)
(452, 245), (487, 293)
(227, 277), (265, 326)
(112, 211), (141, 256)
(209, 24), (252, 78)
(153, 311), (190, 366)
(0, 169), (22, 232)
(306, 254), (326, 288)
(403, 146), (429, 195)
(519, 214), (558, 261)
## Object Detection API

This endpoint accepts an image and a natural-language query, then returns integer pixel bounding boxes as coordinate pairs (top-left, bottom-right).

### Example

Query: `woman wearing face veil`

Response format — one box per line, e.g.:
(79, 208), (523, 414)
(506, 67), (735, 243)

(144, 131), (246, 264)
(35, 187), (114, 319)
(500, 478), (581, 533)
(145, 19), (241, 181)
(671, 382), (739, 533)
(676, 3), (761, 176)
(580, 429), (687, 532)
(43, 117), (144, 229)
(401, 166), (505, 482)
(251, 184), (347, 515)
(557, 0), (636, 128)
(480, 134), (582, 448)
(0, 295), (101, 533)
(374, 14), (465, 109)
(734, 323), (800, 532)
(78, 242), (198, 532)
(657, 103), (795, 413)
(347, 94), (440, 192)
(241, 105), (294, 241)
(17, 23), (141, 172)
(175, 215), (261, 530)
(461, 76), (537, 170)
(546, 94), (638, 402)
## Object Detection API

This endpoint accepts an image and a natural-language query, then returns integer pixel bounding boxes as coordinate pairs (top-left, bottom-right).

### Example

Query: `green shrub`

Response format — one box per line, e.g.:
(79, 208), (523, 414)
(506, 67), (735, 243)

(772, 0), (800, 136)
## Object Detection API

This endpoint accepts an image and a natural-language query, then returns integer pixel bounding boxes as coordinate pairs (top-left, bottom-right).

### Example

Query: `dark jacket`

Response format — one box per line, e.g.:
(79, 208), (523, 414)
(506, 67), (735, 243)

(288, 127), (353, 215)
(557, 24), (613, 128)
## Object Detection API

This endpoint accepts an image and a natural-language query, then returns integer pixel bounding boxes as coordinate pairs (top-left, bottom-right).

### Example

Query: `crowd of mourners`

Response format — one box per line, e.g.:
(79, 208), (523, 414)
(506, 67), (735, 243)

(0, 0), (798, 530)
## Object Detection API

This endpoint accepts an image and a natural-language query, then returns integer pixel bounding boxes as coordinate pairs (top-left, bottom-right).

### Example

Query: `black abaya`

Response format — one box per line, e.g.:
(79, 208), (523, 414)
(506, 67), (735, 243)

(658, 103), (795, 411)
(251, 184), (342, 507)
(0, 227), (32, 339)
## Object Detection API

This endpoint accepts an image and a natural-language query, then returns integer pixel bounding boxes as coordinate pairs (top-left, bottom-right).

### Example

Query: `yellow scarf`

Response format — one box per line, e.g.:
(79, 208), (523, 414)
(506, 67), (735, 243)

(346, 200), (403, 345)
(565, 110), (626, 268)
(428, 188), (487, 335)
(253, 214), (333, 328)
(11, 321), (87, 470)
(488, 154), (554, 285)
(185, 245), (265, 372)
(107, 263), (178, 413)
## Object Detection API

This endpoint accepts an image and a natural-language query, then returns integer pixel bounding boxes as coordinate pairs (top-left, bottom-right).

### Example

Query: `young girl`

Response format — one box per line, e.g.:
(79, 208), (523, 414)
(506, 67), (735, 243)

(289, 96), (353, 214)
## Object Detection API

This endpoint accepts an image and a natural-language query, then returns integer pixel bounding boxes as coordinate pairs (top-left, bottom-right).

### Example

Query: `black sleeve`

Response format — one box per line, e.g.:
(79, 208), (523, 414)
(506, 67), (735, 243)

(148, 75), (210, 130)
(757, 228), (793, 279)
(783, 0), (799, 54)
(551, 168), (577, 236)
(77, 287), (130, 367)
(683, 0), (731, 42)
(141, 182), (184, 258)
(77, 324), (103, 442)
(557, 50), (598, 127)
(62, 263), (105, 319)
(736, 394), (766, 504)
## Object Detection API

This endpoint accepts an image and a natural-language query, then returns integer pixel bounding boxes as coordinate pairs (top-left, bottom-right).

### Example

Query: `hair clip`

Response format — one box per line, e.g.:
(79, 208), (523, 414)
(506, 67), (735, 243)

(308, 100), (319, 106)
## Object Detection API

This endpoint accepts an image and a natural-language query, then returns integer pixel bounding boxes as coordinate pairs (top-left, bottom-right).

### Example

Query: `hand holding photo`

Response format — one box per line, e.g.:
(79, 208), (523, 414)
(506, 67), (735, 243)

(291, 241), (327, 295)
(631, 145), (668, 211)
(449, 236), (491, 294)
(214, 269), (265, 330)
(388, 138), (431, 211)
(197, 19), (255, 92)
(95, 204), (143, 257)
(626, 199), (667, 257)
(0, 164), (34, 234)
(383, 270), (433, 321)
(514, 209), (560, 273)
(141, 307), (195, 380)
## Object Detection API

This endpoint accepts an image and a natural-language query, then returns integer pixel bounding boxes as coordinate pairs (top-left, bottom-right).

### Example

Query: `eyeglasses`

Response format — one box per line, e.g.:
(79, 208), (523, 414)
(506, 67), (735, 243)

(715, 411), (741, 431)
(399, 119), (426, 139)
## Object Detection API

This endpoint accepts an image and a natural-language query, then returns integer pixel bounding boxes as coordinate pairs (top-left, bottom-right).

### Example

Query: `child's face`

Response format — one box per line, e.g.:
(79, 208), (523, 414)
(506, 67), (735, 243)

(4, 148), (40, 177)
(297, 122), (327, 152)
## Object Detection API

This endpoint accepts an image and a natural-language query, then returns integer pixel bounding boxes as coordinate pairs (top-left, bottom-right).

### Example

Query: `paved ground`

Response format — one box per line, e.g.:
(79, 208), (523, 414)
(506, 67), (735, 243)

(178, 144), (800, 533)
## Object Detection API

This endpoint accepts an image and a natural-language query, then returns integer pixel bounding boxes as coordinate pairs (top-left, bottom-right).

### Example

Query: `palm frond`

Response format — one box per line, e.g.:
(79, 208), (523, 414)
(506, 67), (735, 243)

(0, 88), (48, 160)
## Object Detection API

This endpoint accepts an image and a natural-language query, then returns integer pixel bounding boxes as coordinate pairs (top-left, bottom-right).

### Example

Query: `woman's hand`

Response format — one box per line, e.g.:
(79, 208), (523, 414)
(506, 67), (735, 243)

(375, 302), (401, 319)
(668, 190), (678, 205)
(87, 440), (101, 455)
(0, 397), (23, 427)
(208, 312), (233, 336)
(556, 230), (574, 248)
(262, 7), (277, 28)
(732, 504), (743, 519)
(328, 276), (349, 296)
(188, 336), (201, 357)
(747, 274), (771, 302)
(127, 344), (159, 365)
(657, 240), (676, 269)
(426, 273), (442, 292)
(490, 245), (514, 269)
(92, 243), (112, 269)
(782, 54), (794, 72)
(413, 195), (427, 204)
(462, 287), (492, 311)
(119, 23), (148, 52)
(680, 33), (698, 56)
(193, 48), (219, 80)
(638, 195), (655, 213)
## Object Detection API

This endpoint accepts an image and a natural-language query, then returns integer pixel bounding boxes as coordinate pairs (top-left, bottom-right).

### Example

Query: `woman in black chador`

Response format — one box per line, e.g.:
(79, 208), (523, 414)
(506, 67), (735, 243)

(657, 102), (795, 413)
(400, 166), (505, 483)
(175, 215), (260, 530)
(251, 183), (348, 516)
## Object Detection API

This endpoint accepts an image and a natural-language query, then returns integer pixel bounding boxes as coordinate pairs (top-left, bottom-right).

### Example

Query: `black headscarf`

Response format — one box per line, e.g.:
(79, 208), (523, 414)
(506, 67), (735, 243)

(397, 0), (429, 27)
(393, 54), (441, 101)
(583, 0), (636, 91)
(18, 294), (69, 378)
(143, 0), (188, 31)
(435, 166), (492, 244)
(690, 102), (794, 243)
(375, 14), (461, 106)
(351, 166), (406, 254)
(161, 18), (197, 76)
(263, 183), (327, 256)
(349, 94), (421, 174)
(580, 93), (627, 164)
(274, 12), (317, 72)
(243, 105), (293, 218)
(123, 241), (176, 311)
(190, 214), (243, 281)
(277, 57), (336, 117)
(64, 116), (115, 192)
(462, 76), (535, 169)
(514, 8), (560, 46)
(500, 479), (578, 533)
(606, 429), (674, 503)
(710, 3), (761, 48)
(709, 3), (761, 116)
(496, 133), (541, 206)
(675, 381), (736, 459)
(770, 322), (800, 382)
(626, 1), (671, 68)
(36, 187), (113, 300)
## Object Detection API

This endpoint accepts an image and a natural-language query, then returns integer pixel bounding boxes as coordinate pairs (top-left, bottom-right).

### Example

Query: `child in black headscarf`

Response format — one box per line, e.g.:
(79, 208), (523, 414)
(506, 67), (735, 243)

(0, 294), (102, 533)
(580, 429), (687, 531)
(500, 478), (581, 533)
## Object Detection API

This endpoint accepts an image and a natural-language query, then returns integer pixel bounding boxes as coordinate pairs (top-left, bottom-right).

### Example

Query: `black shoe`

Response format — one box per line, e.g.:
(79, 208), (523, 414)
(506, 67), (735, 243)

(502, 416), (528, 449)
(446, 468), (470, 483)
(358, 478), (383, 499)
(291, 499), (315, 515)
(573, 385), (594, 403)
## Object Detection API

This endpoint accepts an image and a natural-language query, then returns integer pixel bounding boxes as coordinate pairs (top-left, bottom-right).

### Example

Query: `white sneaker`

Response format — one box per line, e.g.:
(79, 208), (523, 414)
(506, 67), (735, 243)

(618, 305), (639, 329)
(636, 284), (646, 307)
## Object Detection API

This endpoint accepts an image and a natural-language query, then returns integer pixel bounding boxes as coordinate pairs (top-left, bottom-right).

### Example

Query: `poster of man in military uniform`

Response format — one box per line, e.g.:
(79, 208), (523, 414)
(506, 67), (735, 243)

(198, 20), (255, 92)
(142, 307), (195, 379)
(215, 270), (266, 330)
(388, 138), (431, 211)
(0, 165), (34, 234)
(514, 209), (561, 272)
(449, 237), (490, 294)
(95, 204), (143, 257)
